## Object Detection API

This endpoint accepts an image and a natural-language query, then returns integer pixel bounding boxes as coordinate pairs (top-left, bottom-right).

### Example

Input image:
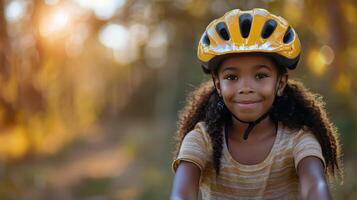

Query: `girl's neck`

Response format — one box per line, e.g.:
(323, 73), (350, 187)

(228, 116), (277, 142)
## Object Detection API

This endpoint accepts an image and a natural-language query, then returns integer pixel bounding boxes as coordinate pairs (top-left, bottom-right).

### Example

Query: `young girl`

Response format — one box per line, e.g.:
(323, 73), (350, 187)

(170, 8), (343, 199)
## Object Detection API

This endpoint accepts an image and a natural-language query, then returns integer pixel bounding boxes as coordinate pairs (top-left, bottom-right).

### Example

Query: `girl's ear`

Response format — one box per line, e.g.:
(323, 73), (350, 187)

(211, 73), (222, 96)
(277, 73), (288, 96)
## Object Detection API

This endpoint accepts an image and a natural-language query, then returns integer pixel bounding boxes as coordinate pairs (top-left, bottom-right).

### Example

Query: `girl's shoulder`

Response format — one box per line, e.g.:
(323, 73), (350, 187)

(190, 121), (212, 145)
(278, 124), (325, 166)
(193, 121), (208, 133)
(280, 123), (320, 146)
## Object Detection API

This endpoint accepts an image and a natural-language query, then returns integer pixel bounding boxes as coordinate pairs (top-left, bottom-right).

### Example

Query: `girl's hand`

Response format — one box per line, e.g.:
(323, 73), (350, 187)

(170, 161), (201, 200)
(298, 156), (332, 200)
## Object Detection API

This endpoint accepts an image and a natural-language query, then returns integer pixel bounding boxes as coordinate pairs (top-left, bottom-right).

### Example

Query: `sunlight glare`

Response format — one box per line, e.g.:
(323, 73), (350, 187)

(73, 0), (126, 20)
(39, 9), (71, 37)
(5, 0), (26, 22)
(99, 24), (129, 50)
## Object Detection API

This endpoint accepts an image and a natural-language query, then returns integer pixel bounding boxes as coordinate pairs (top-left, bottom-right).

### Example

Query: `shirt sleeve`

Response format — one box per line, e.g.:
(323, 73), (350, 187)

(293, 129), (326, 171)
(172, 123), (211, 173)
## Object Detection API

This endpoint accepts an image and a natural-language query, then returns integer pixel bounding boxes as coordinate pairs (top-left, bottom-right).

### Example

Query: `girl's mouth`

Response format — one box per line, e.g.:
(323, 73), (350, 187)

(236, 101), (262, 109)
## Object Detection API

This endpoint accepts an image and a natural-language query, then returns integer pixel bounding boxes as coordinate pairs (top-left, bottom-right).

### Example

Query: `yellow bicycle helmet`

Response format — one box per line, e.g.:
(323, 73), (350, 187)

(197, 8), (301, 73)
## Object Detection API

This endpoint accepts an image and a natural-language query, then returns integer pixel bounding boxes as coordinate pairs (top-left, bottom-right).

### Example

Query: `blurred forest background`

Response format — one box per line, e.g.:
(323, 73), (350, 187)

(0, 0), (356, 199)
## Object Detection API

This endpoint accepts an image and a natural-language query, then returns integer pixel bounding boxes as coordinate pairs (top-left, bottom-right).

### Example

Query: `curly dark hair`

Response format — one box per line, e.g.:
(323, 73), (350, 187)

(173, 76), (343, 183)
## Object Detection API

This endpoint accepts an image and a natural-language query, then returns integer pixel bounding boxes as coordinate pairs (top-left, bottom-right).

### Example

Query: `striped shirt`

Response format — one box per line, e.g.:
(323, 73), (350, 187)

(172, 121), (326, 199)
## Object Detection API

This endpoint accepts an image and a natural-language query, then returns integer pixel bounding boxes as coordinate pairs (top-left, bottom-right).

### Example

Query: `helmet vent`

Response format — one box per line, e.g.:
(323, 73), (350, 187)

(283, 27), (294, 44)
(239, 14), (253, 38)
(216, 22), (230, 41)
(261, 19), (277, 39)
(202, 32), (210, 46)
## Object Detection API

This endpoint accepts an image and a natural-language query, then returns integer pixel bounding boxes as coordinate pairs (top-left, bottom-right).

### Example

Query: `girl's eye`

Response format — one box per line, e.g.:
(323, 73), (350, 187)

(255, 73), (269, 80)
(224, 75), (238, 80)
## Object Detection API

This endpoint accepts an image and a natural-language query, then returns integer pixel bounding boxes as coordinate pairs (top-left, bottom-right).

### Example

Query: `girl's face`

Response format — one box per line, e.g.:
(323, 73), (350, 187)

(213, 54), (288, 122)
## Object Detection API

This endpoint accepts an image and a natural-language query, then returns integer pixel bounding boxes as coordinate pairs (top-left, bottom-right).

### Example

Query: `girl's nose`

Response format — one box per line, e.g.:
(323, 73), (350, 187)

(238, 87), (254, 94)
(238, 79), (254, 94)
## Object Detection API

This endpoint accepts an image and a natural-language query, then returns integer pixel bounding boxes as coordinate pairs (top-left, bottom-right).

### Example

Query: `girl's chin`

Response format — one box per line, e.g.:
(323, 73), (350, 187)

(232, 111), (265, 122)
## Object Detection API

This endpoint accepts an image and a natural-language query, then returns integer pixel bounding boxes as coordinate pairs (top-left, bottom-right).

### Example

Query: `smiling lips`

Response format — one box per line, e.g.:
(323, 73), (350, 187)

(236, 100), (262, 109)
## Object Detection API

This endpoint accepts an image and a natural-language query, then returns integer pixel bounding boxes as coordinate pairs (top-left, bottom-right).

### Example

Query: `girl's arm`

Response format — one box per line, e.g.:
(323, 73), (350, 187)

(297, 156), (332, 200)
(170, 161), (201, 200)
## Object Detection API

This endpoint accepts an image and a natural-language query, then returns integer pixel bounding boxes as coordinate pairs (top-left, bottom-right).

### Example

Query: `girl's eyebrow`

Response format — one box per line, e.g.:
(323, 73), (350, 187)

(222, 66), (237, 72)
(222, 64), (273, 72)
(254, 64), (273, 71)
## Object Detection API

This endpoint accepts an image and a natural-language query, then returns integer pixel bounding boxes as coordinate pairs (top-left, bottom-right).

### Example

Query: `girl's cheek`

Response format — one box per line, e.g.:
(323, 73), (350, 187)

(221, 88), (235, 100)
(220, 84), (231, 94)
(259, 81), (276, 94)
